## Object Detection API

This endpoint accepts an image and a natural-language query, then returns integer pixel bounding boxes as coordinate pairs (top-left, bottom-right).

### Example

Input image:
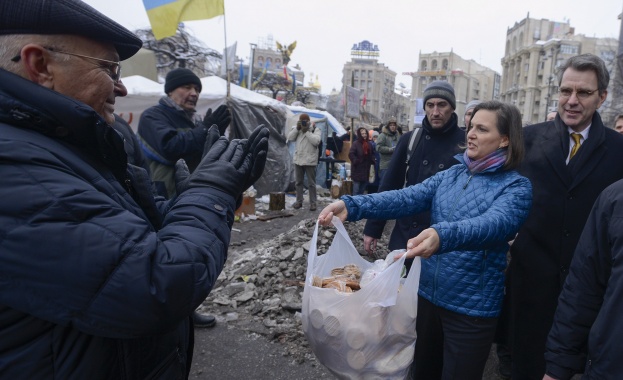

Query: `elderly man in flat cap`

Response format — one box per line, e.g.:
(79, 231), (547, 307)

(0, 0), (269, 378)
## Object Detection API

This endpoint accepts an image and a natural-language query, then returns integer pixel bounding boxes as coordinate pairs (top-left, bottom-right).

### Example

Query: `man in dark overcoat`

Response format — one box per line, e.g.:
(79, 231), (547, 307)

(509, 53), (623, 379)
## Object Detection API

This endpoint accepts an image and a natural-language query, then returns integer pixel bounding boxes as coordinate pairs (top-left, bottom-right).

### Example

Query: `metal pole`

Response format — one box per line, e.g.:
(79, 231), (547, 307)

(248, 43), (256, 90)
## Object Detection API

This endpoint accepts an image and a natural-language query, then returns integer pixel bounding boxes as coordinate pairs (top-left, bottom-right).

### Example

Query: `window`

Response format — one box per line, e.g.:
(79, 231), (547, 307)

(560, 44), (578, 55)
(421, 60), (427, 71)
(442, 59), (448, 70)
(432, 60), (438, 70)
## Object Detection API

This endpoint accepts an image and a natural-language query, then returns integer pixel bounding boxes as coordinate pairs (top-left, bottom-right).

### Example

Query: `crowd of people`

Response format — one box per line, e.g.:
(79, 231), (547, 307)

(320, 54), (623, 380)
(2, 1), (623, 380)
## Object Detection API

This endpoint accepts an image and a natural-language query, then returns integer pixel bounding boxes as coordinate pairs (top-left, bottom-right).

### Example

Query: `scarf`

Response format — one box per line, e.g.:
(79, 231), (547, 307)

(160, 96), (202, 123)
(362, 138), (370, 155)
(462, 148), (507, 174)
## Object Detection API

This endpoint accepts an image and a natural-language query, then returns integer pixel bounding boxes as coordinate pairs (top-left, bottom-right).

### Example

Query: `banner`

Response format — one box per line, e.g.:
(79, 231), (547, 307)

(345, 86), (361, 119)
(220, 42), (237, 76)
(143, 0), (225, 40)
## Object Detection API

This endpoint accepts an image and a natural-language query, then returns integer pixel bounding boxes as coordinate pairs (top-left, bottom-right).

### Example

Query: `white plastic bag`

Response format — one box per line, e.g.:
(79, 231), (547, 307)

(302, 217), (421, 379)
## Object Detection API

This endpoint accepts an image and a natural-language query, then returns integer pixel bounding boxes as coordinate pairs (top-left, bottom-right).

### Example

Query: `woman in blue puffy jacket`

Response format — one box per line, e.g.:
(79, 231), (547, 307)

(319, 101), (532, 380)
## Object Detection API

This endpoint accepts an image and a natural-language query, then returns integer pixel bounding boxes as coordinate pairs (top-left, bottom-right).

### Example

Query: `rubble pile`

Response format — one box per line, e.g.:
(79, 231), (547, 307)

(201, 217), (391, 365)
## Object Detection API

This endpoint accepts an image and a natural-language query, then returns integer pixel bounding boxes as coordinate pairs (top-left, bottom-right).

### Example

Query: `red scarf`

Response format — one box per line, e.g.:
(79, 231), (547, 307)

(361, 138), (370, 155)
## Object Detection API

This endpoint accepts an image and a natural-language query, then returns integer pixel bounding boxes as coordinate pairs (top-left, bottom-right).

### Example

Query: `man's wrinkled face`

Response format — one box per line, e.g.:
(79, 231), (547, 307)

(48, 36), (126, 125)
(169, 84), (201, 111)
(425, 98), (454, 128)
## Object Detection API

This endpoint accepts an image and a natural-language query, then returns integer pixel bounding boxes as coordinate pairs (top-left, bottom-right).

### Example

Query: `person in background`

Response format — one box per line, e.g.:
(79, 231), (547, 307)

(138, 68), (233, 328)
(320, 101), (532, 380)
(543, 178), (623, 379)
(0, 0), (269, 377)
(375, 116), (403, 180)
(287, 113), (322, 211)
(614, 113), (623, 133)
(138, 68), (231, 199)
(367, 130), (381, 193)
(349, 127), (376, 195)
(509, 53), (623, 379)
(363, 80), (465, 259)
(463, 100), (481, 131)
(546, 111), (558, 122)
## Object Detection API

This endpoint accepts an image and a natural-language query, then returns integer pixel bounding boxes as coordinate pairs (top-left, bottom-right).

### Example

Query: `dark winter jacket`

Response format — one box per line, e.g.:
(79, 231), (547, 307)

(509, 113), (623, 378)
(545, 179), (623, 380)
(348, 129), (376, 182)
(137, 98), (208, 198)
(363, 114), (465, 251)
(0, 68), (234, 379)
(343, 155), (532, 317)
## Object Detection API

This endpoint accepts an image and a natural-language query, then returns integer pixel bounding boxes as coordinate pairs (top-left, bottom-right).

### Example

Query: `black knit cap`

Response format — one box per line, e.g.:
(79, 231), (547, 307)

(423, 80), (456, 110)
(164, 68), (202, 94)
(0, 0), (142, 61)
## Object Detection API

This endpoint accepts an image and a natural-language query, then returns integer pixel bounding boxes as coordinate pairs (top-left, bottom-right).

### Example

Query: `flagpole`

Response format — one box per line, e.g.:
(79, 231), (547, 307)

(222, 1), (230, 97)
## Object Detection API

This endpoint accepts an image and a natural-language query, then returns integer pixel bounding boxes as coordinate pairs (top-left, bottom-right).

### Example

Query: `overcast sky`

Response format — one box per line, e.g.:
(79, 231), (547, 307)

(85, 0), (622, 94)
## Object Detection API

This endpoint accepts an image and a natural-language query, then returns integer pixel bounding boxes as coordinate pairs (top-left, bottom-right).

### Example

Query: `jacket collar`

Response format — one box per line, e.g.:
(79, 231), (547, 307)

(422, 113), (460, 135)
(0, 68), (127, 175)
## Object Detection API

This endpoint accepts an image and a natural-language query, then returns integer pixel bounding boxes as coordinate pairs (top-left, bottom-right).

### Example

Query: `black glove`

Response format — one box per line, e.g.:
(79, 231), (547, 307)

(174, 159), (191, 195)
(202, 124), (222, 158)
(203, 104), (231, 135)
(187, 136), (252, 197)
(242, 125), (270, 191)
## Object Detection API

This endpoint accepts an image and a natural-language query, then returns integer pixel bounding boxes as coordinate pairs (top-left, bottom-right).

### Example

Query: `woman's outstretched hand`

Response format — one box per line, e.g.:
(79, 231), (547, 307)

(318, 200), (348, 226)
(404, 228), (440, 259)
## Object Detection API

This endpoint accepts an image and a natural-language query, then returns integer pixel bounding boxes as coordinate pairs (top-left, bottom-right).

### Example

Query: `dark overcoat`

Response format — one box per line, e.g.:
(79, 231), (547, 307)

(509, 112), (623, 379)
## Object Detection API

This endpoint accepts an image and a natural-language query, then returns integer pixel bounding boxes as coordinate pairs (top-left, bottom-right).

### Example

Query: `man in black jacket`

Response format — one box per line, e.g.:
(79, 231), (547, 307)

(363, 81), (464, 258)
(509, 53), (623, 379)
(0, 1), (268, 378)
(544, 179), (623, 379)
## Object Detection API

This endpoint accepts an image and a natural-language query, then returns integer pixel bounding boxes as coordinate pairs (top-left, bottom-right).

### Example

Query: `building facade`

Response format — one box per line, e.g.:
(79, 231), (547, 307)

(342, 40), (404, 126)
(500, 15), (618, 125)
(410, 51), (500, 126)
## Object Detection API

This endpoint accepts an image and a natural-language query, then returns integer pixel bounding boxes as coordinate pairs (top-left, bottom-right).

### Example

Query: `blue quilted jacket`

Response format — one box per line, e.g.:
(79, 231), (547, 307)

(343, 154), (532, 317)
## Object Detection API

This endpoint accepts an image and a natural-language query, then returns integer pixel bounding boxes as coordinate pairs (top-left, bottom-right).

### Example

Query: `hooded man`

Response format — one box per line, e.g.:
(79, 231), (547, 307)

(375, 116), (402, 180)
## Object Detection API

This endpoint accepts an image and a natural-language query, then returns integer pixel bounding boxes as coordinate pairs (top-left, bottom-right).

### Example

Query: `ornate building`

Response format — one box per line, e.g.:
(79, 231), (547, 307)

(500, 15), (617, 125)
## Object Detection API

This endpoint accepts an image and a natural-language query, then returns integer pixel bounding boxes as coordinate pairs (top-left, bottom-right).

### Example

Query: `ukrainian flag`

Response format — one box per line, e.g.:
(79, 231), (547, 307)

(143, 0), (225, 40)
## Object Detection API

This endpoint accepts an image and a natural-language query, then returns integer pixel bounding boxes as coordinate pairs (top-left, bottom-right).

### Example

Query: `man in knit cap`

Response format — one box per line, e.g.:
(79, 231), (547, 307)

(138, 68), (232, 200)
(138, 68), (234, 329)
(363, 81), (465, 377)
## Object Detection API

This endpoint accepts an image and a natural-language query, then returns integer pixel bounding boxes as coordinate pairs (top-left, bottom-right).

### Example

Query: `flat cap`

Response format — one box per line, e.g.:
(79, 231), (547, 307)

(0, 0), (142, 60)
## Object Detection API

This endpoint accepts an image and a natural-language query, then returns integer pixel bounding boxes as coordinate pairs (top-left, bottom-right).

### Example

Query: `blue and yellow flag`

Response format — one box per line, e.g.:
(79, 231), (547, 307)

(143, 0), (225, 40)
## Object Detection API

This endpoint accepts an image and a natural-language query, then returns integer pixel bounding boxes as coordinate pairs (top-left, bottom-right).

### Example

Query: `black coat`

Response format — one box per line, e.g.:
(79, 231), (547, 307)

(363, 113), (465, 251)
(0, 68), (234, 379)
(545, 179), (623, 379)
(509, 113), (623, 379)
